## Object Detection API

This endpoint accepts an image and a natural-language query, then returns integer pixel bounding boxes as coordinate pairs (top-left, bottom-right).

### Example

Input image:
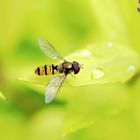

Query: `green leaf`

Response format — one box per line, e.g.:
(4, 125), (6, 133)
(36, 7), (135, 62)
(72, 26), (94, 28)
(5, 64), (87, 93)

(19, 41), (139, 87)
(65, 42), (139, 86)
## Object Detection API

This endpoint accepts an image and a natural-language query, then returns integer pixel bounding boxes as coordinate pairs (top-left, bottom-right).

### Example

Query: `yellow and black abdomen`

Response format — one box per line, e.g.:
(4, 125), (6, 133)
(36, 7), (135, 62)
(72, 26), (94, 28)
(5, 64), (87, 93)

(35, 64), (58, 76)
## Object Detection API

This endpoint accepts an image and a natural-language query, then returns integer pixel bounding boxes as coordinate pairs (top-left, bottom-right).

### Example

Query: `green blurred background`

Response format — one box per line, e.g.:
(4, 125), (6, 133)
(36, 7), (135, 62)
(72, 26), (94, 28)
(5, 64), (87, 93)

(0, 0), (140, 140)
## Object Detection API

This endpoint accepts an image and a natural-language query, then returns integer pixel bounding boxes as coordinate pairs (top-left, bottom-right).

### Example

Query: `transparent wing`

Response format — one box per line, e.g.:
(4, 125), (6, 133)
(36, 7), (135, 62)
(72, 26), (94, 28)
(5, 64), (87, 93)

(38, 37), (65, 61)
(45, 74), (66, 103)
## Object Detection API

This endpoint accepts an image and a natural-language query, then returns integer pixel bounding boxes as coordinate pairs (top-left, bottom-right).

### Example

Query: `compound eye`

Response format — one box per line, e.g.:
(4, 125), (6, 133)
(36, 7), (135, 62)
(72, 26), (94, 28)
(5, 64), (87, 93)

(73, 65), (80, 74)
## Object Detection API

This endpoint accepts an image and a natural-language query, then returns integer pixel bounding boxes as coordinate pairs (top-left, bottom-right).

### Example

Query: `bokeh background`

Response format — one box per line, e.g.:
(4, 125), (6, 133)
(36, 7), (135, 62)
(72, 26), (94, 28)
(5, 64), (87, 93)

(0, 0), (140, 140)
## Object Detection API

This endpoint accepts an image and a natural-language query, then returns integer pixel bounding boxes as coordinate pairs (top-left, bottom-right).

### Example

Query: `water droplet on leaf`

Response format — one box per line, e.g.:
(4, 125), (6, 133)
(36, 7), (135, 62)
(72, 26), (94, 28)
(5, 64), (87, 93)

(92, 67), (104, 79)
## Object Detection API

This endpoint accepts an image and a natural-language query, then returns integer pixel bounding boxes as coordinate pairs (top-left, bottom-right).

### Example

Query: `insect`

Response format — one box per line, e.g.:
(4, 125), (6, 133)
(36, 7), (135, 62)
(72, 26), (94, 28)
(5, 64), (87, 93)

(35, 38), (82, 103)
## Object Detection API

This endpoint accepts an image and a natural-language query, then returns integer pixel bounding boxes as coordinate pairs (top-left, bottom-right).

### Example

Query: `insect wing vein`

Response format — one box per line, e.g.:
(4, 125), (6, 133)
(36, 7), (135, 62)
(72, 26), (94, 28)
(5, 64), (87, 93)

(38, 38), (65, 60)
(45, 74), (66, 103)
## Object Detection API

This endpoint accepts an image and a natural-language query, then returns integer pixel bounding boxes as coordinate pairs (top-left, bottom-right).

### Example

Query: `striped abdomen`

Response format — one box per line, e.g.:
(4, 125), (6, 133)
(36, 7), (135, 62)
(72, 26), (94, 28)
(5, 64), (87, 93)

(35, 64), (58, 76)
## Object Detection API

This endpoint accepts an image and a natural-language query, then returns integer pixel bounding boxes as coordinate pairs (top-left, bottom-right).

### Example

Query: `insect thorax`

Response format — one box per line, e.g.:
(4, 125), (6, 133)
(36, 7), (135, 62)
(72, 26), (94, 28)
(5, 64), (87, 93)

(57, 62), (73, 74)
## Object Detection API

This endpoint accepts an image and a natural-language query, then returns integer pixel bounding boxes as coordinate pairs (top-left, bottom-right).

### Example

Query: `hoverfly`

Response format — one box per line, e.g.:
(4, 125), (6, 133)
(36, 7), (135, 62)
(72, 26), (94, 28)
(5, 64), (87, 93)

(35, 38), (82, 103)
